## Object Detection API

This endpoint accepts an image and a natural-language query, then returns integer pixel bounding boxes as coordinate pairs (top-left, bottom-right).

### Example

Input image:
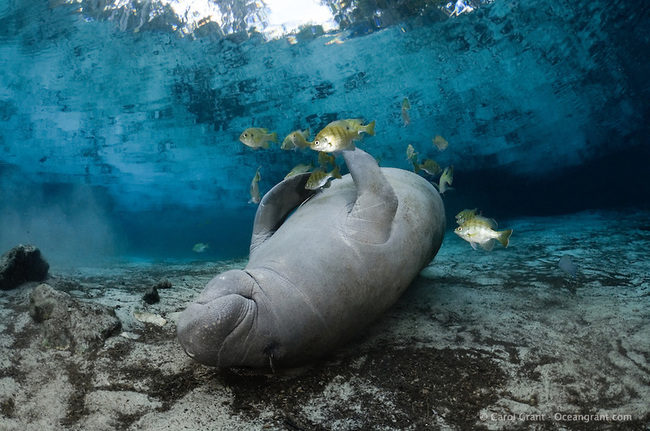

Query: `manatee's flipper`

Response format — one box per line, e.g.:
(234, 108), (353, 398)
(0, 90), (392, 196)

(342, 148), (398, 243)
(250, 173), (316, 253)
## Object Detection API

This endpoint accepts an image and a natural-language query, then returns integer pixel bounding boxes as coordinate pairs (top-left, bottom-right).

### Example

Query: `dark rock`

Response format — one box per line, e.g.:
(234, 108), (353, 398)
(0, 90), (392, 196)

(0, 245), (49, 290)
(142, 285), (160, 304)
(28, 283), (122, 354)
(155, 279), (172, 289)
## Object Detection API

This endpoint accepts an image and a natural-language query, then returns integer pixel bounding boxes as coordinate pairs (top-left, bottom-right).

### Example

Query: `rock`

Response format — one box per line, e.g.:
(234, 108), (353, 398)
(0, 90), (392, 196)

(154, 279), (172, 289)
(142, 285), (160, 304)
(0, 245), (49, 290)
(133, 310), (166, 327)
(28, 283), (122, 354)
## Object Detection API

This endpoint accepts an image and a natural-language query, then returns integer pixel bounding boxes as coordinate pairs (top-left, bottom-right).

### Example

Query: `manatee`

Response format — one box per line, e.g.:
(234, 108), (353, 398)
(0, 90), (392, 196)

(177, 148), (445, 368)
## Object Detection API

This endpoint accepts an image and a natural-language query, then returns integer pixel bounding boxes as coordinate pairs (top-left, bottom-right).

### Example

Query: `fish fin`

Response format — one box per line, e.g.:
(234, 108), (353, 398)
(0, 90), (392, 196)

(439, 185), (454, 195)
(475, 216), (497, 229)
(269, 132), (278, 143)
(364, 120), (376, 136)
(480, 239), (495, 251)
(412, 161), (420, 173)
(497, 229), (513, 248)
(304, 127), (310, 137)
(331, 166), (342, 179)
(470, 241), (479, 250)
(261, 142), (270, 149)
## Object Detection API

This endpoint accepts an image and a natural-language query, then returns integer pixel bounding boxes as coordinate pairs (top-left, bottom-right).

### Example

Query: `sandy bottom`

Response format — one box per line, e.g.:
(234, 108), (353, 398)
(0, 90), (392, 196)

(1, 209), (649, 430)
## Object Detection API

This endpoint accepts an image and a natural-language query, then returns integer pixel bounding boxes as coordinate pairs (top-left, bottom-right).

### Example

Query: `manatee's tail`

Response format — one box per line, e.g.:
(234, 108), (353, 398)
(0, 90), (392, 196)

(497, 229), (513, 248)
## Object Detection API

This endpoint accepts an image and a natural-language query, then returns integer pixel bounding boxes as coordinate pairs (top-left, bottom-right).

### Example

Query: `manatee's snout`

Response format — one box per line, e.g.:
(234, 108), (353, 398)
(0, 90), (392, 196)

(177, 270), (256, 367)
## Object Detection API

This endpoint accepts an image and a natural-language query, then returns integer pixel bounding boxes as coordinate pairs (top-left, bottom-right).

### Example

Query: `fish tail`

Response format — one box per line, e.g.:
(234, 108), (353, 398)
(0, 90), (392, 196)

(364, 121), (376, 136)
(412, 161), (420, 173)
(331, 166), (342, 179)
(269, 132), (278, 142)
(497, 229), (513, 248)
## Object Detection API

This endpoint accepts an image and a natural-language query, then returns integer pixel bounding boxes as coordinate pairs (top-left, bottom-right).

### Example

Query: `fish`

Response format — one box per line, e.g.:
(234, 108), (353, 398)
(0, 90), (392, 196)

(401, 97), (411, 127)
(432, 135), (448, 151)
(281, 128), (311, 150)
(558, 255), (578, 278)
(192, 242), (209, 253)
(318, 151), (336, 169)
(434, 165), (453, 194)
(305, 166), (342, 190)
(454, 217), (513, 251)
(455, 208), (479, 225)
(337, 119), (369, 131)
(249, 167), (261, 204)
(418, 159), (442, 176)
(284, 162), (314, 179)
(310, 119), (375, 152)
(239, 128), (278, 149)
(406, 144), (418, 163)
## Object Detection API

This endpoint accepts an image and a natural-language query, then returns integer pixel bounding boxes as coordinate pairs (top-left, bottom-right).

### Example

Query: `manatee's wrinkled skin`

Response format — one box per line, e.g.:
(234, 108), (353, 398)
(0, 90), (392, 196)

(177, 149), (445, 368)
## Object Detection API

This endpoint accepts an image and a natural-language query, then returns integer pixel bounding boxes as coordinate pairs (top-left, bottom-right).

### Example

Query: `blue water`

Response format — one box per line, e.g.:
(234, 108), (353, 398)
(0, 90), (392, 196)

(1, 0), (649, 265)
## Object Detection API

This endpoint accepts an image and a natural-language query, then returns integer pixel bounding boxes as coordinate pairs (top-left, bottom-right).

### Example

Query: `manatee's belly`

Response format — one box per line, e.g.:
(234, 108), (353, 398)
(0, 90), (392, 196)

(244, 168), (444, 362)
